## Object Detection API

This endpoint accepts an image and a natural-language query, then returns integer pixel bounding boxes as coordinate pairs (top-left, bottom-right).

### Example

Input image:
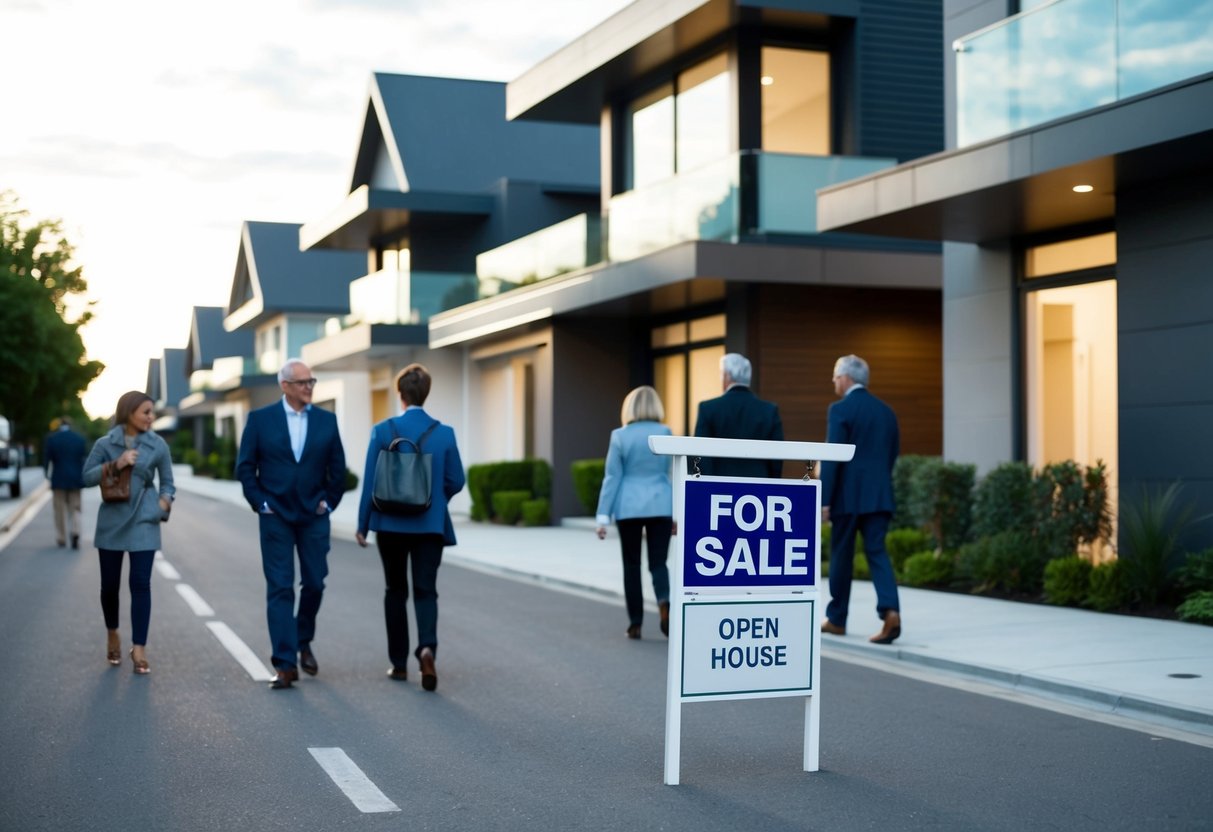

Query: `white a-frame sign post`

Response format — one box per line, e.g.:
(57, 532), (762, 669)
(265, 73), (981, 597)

(648, 436), (855, 786)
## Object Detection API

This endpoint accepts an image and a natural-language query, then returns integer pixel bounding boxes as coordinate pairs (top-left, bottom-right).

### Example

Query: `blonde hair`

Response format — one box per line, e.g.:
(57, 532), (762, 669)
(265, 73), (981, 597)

(620, 385), (664, 425)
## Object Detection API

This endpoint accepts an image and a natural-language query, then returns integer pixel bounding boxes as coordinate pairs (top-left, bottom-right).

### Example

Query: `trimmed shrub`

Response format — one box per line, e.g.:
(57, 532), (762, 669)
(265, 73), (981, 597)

(467, 459), (552, 521)
(491, 490), (530, 525)
(571, 458), (606, 515)
(467, 464), (492, 521)
(955, 530), (1048, 595)
(1043, 556), (1092, 606)
(1177, 548), (1213, 594)
(902, 551), (953, 587)
(892, 454), (931, 530)
(972, 462), (1035, 539)
(1086, 560), (1128, 612)
(907, 458), (975, 550)
(885, 528), (931, 576)
(343, 468), (359, 492)
(1038, 460), (1112, 556)
(521, 498), (551, 527)
(1176, 591), (1213, 625)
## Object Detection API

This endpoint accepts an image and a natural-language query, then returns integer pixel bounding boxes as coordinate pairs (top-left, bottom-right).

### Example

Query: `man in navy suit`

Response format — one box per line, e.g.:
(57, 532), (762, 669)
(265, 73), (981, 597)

(43, 416), (87, 549)
(237, 359), (347, 689)
(819, 354), (902, 644)
(693, 353), (784, 477)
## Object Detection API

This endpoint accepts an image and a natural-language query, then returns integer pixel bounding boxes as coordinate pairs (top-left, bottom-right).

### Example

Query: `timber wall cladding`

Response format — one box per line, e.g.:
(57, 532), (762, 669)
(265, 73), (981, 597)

(753, 284), (943, 464)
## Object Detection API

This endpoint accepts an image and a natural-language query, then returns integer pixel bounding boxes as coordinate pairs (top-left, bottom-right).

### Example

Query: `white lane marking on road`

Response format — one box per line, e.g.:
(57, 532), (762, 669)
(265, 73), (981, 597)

(154, 553), (181, 580)
(205, 621), (275, 681)
(175, 583), (215, 617)
(308, 748), (400, 813)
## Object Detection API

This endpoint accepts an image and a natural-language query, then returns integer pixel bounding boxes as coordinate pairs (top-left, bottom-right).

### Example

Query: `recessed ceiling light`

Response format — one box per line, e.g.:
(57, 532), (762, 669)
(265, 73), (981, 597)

(760, 76), (774, 86)
(1072, 184), (1094, 193)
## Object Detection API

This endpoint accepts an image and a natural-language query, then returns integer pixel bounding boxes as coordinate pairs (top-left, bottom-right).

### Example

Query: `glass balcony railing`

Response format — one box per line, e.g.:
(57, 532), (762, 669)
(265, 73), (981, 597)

(476, 213), (603, 299)
(349, 268), (477, 325)
(755, 153), (897, 234)
(955, 0), (1213, 147)
(210, 356), (261, 388)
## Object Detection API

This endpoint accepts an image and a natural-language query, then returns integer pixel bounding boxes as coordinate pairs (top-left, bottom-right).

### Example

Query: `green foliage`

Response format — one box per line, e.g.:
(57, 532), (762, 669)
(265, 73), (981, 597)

(1176, 591), (1213, 625)
(892, 454), (931, 530)
(1085, 560), (1128, 612)
(906, 457), (975, 550)
(1120, 482), (1200, 606)
(570, 458), (606, 515)
(170, 429), (194, 464)
(0, 192), (103, 444)
(1176, 549), (1213, 594)
(885, 528), (931, 576)
(955, 530), (1050, 594)
(1037, 460), (1112, 555)
(468, 460), (552, 521)
(467, 464), (492, 521)
(1043, 556), (1093, 606)
(491, 490), (530, 525)
(520, 498), (551, 527)
(902, 551), (953, 587)
(344, 468), (359, 492)
(972, 462), (1035, 539)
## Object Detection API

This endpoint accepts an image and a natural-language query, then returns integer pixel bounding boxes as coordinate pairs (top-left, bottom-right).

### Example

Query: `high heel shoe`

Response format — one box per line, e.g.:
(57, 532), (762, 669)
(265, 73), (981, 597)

(129, 648), (150, 675)
(107, 632), (121, 666)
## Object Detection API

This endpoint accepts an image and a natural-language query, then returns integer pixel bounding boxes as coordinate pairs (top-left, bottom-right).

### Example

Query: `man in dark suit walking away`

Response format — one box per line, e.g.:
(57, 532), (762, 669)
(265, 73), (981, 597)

(237, 359), (347, 689)
(819, 354), (902, 644)
(44, 416), (87, 549)
(693, 353), (784, 478)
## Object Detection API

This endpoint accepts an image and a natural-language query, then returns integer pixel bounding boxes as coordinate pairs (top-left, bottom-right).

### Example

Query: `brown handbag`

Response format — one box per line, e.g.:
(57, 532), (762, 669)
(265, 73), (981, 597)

(100, 461), (132, 503)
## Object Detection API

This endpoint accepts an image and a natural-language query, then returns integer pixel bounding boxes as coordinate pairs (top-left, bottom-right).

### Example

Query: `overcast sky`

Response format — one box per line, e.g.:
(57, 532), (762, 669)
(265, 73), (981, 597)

(1, 0), (631, 418)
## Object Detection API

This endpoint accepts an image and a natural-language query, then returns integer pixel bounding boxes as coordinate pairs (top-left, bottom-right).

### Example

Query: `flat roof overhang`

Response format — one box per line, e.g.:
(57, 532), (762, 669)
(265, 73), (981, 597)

(428, 237), (937, 349)
(302, 323), (428, 372)
(817, 72), (1213, 243)
(300, 185), (494, 251)
(507, 0), (851, 124)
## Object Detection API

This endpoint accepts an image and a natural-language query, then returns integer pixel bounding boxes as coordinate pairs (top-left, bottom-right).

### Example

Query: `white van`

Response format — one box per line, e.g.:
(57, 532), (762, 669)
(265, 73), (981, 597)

(0, 416), (21, 498)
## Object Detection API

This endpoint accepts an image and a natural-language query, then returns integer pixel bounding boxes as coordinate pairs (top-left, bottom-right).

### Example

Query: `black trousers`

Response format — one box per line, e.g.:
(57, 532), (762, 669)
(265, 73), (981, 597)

(375, 531), (443, 669)
(616, 517), (672, 627)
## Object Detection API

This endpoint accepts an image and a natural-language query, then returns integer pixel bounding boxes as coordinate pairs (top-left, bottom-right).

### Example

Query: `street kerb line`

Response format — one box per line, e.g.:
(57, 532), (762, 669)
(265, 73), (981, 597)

(153, 552), (181, 580)
(175, 583), (215, 617)
(205, 621), (275, 681)
(308, 748), (400, 813)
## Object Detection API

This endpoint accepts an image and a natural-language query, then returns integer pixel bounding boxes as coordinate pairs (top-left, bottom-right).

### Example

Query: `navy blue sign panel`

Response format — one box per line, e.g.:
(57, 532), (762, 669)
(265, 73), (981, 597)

(683, 477), (819, 590)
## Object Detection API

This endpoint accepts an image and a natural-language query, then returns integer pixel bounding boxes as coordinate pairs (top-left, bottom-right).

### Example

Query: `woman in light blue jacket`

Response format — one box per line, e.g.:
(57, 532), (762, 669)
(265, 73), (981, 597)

(595, 385), (673, 639)
(82, 391), (175, 675)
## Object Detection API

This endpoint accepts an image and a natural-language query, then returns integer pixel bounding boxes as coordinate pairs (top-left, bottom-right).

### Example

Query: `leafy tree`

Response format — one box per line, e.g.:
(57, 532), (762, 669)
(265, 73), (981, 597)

(0, 191), (103, 446)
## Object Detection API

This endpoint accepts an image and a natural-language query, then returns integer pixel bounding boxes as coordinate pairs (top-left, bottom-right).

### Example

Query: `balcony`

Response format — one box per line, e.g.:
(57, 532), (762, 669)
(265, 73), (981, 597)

(606, 151), (897, 262)
(955, 0), (1213, 147)
(209, 356), (261, 390)
(349, 268), (478, 325)
(476, 213), (603, 299)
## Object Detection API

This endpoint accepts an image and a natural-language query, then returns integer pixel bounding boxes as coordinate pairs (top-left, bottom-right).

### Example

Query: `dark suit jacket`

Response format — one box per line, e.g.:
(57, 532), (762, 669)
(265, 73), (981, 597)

(43, 426), (86, 490)
(819, 387), (899, 516)
(693, 386), (784, 478)
(356, 407), (465, 545)
(236, 401), (346, 525)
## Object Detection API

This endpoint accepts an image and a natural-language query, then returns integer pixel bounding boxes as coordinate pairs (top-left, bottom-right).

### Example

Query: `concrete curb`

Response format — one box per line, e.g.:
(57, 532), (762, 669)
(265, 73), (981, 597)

(0, 480), (49, 533)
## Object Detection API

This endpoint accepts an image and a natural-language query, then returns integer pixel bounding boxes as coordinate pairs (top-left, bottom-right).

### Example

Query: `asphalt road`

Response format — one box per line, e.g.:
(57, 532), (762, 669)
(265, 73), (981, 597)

(2, 490), (1211, 831)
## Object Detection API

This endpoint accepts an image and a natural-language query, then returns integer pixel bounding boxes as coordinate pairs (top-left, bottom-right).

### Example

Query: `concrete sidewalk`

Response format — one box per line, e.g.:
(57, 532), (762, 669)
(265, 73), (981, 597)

(171, 467), (1213, 738)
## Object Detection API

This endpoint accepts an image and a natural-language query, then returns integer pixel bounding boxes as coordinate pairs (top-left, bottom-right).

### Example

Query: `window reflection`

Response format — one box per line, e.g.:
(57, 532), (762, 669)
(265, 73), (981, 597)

(676, 53), (730, 174)
(627, 84), (675, 190)
(761, 47), (831, 155)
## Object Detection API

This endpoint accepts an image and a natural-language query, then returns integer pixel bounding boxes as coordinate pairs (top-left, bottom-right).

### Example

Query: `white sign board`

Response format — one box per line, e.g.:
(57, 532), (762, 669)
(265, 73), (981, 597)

(681, 598), (815, 699)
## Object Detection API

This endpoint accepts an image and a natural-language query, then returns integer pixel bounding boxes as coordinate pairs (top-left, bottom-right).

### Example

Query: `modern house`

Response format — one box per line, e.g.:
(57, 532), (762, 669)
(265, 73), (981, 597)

(221, 220), (366, 458)
(176, 306), (256, 453)
(298, 73), (600, 494)
(816, 0), (1213, 548)
(427, 0), (948, 519)
(145, 347), (188, 434)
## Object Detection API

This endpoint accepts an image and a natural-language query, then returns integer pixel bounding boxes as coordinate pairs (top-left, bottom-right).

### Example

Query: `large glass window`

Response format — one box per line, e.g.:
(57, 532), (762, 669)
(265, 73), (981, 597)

(651, 313), (726, 435)
(1024, 235), (1118, 554)
(761, 47), (831, 155)
(625, 53), (730, 191)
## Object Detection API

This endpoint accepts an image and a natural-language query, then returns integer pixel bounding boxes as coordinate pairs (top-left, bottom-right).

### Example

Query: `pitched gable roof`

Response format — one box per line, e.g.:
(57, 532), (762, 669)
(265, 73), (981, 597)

(350, 73), (598, 196)
(186, 306), (253, 375)
(225, 221), (366, 331)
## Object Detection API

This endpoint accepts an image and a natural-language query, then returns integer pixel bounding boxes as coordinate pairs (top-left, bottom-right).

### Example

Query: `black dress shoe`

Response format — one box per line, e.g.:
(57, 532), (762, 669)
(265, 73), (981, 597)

(299, 647), (318, 676)
(626, 624), (642, 640)
(269, 668), (299, 690)
(386, 667), (408, 681)
(418, 648), (437, 692)
(71, 534), (80, 550)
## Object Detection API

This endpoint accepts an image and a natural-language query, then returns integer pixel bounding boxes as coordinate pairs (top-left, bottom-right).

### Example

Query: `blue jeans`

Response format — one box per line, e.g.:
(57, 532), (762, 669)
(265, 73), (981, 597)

(99, 549), (155, 645)
(617, 517), (672, 627)
(259, 512), (330, 671)
(826, 512), (900, 627)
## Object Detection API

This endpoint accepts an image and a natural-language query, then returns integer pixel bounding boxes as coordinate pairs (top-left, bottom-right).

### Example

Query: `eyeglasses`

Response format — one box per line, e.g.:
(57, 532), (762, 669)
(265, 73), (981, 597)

(285, 378), (318, 389)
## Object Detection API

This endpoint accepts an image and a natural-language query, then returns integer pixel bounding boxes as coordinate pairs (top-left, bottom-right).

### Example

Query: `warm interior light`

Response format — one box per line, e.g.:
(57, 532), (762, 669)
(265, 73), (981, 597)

(760, 75), (774, 86)
(1072, 184), (1094, 193)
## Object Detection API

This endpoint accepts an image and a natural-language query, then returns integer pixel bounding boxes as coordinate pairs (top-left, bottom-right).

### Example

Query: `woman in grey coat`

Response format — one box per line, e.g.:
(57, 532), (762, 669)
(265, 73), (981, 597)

(83, 391), (175, 674)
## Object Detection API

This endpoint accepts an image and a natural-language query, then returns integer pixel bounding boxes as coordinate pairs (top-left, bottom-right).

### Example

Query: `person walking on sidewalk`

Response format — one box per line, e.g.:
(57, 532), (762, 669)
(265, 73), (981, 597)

(693, 353), (784, 478)
(595, 385), (674, 640)
(43, 416), (86, 549)
(82, 392), (175, 674)
(819, 354), (902, 644)
(355, 363), (465, 692)
(236, 359), (347, 690)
